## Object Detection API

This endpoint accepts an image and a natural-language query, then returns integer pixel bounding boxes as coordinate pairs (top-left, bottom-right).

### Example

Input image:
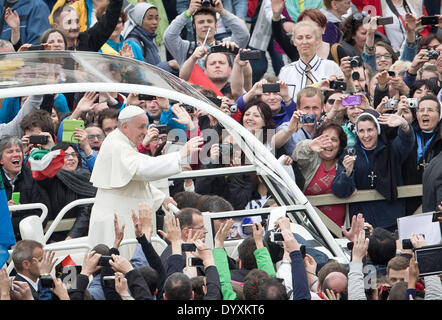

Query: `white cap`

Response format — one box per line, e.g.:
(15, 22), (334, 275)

(118, 105), (145, 120)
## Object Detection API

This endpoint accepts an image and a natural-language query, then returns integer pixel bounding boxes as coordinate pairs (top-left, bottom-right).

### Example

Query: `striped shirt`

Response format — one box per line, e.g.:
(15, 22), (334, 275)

(278, 54), (343, 99)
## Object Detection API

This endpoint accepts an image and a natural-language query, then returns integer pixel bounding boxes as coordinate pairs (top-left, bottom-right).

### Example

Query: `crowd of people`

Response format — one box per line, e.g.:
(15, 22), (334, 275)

(0, 0), (441, 301)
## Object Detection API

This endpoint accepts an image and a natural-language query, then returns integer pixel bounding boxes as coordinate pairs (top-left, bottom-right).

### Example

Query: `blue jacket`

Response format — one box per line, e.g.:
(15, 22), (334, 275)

(0, 0), (50, 45)
(332, 126), (415, 229)
(125, 26), (172, 72)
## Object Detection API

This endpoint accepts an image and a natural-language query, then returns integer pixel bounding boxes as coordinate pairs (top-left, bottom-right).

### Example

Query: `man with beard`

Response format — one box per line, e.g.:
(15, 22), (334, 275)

(52, 0), (122, 52)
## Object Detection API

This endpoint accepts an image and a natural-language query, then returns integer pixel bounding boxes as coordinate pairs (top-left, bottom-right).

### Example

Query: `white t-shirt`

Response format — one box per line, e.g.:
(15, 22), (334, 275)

(383, 4), (417, 52)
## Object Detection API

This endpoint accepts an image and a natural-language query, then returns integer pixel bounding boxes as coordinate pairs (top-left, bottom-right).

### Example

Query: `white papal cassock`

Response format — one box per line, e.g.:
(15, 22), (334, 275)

(87, 128), (182, 250)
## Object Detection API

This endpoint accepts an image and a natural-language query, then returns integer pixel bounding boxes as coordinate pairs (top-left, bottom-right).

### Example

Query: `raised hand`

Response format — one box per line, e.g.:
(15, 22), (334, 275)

(179, 136), (204, 159)
(132, 202), (154, 240)
(309, 134), (332, 153)
(80, 250), (101, 277)
(341, 213), (365, 242)
(11, 281), (34, 300)
(378, 113), (409, 130)
(77, 92), (99, 113)
(214, 219), (234, 249)
(38, 250), (58, 275)
(142, 124), (159, 147)
(351, 230), (369, 262)
(109, 254), (134, 275)
(113, 213), (125, 249)
(4, 8), (20, 30)
(342, 154), (356, 177)
(271, 0), (286, 20)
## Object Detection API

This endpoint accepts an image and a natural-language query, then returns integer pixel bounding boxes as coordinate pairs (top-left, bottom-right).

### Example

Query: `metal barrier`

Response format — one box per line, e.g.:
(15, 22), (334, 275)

(8, 203), (48, 222)
(306, 184), (423, 237)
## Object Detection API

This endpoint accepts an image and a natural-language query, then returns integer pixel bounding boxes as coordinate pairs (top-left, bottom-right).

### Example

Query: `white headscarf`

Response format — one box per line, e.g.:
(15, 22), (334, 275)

(121, 3), (157, 39)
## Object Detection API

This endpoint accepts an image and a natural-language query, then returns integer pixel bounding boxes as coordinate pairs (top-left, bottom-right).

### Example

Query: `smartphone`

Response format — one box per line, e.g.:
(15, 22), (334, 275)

(138, 94), (156, 101)
(62, 119), (85, 144)
(188, 257), (204, 267)
(102, 276), (116, 288)
(377, 16), (394, 26)
(241, 224), (254, 236)
(154, 124), (169, 135)
(29, 134), (48, 145)
(181, 243), (197, 252)
(341, 95), (362, 107)
(11, 192), (20, 205)
(98, 255), (113, 267)
(421, 16), (439, 26)
(206, 96), (222, 107)
(402, 239), (413, 250)
(329, 80), (347, 91)
(181, 104), (194, 114)
(270, 231), (284, 242)
(432, 211), (442, 222)
(262, 83), (280, 93)
(239, 50), (261, 60)
(414, 245), (442, 276)
(28, 45), (45, 51)
(210, 45), (239, 55)
(39, 275), (55, 288)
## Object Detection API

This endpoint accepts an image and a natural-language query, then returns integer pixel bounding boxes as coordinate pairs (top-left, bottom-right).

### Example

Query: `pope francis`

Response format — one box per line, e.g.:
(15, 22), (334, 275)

(87, 105), (203, 249)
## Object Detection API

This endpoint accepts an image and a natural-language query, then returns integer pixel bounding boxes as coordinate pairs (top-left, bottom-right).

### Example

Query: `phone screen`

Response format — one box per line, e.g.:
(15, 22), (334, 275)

(415, 246), (442, 276)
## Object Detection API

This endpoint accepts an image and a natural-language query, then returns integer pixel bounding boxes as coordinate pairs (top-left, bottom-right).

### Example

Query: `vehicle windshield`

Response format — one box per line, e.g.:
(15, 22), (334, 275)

(0, 51), (209, 103)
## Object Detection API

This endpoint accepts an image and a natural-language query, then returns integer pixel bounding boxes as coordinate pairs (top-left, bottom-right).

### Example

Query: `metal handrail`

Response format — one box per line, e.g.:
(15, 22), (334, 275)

(43, 198), (95, 243)
(8, 203), (48, 223)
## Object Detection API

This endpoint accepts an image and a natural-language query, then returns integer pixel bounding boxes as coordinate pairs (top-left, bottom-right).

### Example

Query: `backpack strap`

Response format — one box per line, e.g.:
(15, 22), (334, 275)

(330, 43), (340, 65)
(186, 41), (197, 60)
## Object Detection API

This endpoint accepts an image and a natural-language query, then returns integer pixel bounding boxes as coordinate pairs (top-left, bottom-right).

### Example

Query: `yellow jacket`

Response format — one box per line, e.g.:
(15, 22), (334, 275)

(49, 0), (90, 32)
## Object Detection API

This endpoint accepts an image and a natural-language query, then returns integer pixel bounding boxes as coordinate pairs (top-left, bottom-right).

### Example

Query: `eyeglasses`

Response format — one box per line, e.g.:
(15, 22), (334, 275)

(64, 152), (77, 159)
(151, 136), (167, 143)
(327, 98), (336, 105)
(376, 54), (393, 60)
(88, 134), (105, 140)
(144, 16), (161, 22)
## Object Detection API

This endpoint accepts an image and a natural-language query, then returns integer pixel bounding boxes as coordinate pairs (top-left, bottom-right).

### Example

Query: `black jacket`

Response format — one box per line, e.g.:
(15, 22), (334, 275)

(37, 169), (95, 241)
(402, 121), (442, 215)
(422, 151), (442, 212)
(71, 0), (122, 52)
(194, 163), (254, 210)
(1, 165), (51, 240)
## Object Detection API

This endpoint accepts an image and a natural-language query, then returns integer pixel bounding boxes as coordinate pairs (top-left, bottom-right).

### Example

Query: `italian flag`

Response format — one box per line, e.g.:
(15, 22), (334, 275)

(27, 149), (65, 180)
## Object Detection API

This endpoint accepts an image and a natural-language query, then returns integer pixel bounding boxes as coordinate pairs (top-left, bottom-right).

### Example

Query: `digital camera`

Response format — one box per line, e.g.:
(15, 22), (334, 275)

(386, 99), (398, 108)
(407, 98), (418, 109)
(348, 56), (362, 67)
(201, 0), (215, 7)
(227, 103), (238, 114)
(219, 143), (233, 156)
(300, 114), (316, 124)
(428, 51), (440, 60)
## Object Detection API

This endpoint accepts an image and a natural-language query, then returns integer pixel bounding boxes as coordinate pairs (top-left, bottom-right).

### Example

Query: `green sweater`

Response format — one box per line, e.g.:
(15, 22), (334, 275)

(212, 246), (276, 300)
